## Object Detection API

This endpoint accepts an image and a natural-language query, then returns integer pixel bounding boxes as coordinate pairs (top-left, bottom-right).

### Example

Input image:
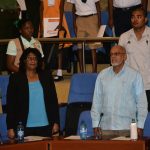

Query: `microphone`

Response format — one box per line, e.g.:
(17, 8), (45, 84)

(95, 113), (104, 140)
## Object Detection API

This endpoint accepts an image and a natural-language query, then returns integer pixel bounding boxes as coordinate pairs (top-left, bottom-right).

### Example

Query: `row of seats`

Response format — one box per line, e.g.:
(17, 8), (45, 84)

(61, 73), (150, 137)
(77, 111), (150, 137)
(1, 110), (150, 140)
(0, 76), (9, 141)
(0, 73), (150, 141)
(0, 73), (97, 140)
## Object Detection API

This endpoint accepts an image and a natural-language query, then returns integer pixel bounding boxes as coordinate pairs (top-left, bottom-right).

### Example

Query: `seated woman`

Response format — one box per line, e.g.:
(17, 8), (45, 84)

(6, 48), (59, 139)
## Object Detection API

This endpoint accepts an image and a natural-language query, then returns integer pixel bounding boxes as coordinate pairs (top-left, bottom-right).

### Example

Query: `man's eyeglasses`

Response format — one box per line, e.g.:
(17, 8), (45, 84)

(110, 52), (125, 57)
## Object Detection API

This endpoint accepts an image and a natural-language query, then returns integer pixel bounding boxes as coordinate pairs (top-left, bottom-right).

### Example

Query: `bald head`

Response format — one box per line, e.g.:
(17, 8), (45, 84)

(110, 45), (126, 54)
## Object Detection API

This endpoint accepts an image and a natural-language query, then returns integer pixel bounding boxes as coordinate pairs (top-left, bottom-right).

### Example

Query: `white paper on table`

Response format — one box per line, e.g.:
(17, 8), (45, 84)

(111, 136), (130, 141)
(43, 18), (60, 37)
(64, 136), (80, 140)
(17, 0), (27, 10)
(48, 0), (55, 6)
(24, 136), (49, 142)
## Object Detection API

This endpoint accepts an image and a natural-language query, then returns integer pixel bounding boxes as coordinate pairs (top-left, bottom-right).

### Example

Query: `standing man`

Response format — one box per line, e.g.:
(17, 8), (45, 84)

(119, 7), (150, 111)
(67, 0), (101, 73)
(91, 45), (147, 139)
(108, 0), (148, 37)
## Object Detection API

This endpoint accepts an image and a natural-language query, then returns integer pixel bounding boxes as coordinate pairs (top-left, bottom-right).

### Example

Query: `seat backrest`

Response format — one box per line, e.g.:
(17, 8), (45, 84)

(77, 111), (93, 137)
(68, 73), (98, 104)
(65, 12), (76, 38)
(65, 102), (92, 136)
(143, 112), (150, 137)
(0, 113), (8, 141)
(59, 104), (67, 135)
(0, 75), (9, 105)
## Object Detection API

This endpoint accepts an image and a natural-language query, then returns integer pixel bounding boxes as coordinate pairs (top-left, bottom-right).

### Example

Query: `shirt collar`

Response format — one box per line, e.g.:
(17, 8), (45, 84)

(129, 26), (150, 39)
(110, 64), (126, 76)
(20, 36), (35, 43)
(142, 26), (150, 38)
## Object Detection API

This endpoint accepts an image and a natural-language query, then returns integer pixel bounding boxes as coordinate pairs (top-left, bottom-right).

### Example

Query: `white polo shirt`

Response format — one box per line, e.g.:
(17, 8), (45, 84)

(67, 0), (99, 16)
(119, 26), (150, 90)
(113, 0), (141, 8)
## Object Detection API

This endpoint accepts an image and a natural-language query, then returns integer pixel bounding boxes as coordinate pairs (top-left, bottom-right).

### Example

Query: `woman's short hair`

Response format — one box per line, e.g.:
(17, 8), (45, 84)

(19, 48), (43, 73)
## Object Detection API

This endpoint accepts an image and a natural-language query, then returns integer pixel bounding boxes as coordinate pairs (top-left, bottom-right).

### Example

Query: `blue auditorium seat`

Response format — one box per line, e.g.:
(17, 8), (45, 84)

(65, 73), (98, 136)
(143, 112), (150, 137)
(0, 75), (9, 106)
(147, 12), (150, 27)
(77, 110), (93, 137)
(68, 73), (98, 104)
(0, 113), (8, 141)
(59, 104), (67, 135)
(0, 75), (9, 114)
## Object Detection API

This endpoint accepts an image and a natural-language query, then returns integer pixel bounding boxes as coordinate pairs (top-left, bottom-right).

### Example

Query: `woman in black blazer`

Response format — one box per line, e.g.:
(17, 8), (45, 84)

(6, 48), (59, 139)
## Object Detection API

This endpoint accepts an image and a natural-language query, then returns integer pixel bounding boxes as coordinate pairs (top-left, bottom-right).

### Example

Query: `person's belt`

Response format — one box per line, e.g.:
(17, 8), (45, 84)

(114, 4), (142, 11)
(77, 14), (97, 17)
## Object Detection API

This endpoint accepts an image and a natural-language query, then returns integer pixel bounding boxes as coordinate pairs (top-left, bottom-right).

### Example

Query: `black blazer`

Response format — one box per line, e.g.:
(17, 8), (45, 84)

(6, 70), (59, 131)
